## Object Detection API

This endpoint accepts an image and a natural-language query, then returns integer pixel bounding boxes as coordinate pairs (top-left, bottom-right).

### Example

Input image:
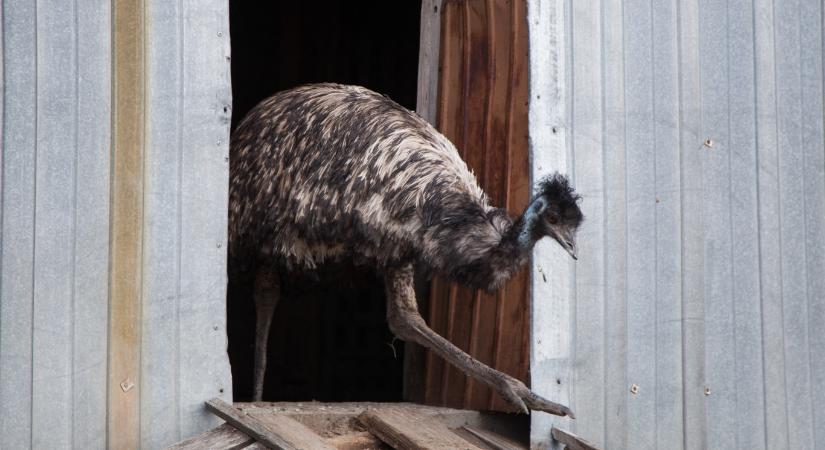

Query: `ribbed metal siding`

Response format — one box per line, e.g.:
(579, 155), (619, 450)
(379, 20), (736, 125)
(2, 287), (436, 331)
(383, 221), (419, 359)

(1, 1), (111, 448)
(0, 1), (232, 448)
(529, 0), (825, 448)
(140, 0), (233, 447)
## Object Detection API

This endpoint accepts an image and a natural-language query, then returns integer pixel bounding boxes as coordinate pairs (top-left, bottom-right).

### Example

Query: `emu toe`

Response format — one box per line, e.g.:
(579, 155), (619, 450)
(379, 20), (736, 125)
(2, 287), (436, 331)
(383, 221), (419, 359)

(497, 374), (574, 418)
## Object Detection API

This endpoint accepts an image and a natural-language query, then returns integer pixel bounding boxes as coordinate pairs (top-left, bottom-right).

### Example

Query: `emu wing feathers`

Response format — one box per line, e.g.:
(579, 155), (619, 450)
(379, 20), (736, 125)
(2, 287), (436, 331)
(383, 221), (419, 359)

(229, 83), (518, 287)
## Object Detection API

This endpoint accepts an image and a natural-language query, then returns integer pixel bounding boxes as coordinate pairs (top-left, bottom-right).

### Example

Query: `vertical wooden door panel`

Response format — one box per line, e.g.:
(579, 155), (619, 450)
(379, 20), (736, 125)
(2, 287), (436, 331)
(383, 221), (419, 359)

(424, 0), (530, 412)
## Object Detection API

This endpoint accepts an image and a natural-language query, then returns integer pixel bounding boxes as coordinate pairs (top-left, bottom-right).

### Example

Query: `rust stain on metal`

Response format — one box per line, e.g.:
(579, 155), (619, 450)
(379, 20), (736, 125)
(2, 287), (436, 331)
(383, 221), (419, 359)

(108, 0), (145, 447)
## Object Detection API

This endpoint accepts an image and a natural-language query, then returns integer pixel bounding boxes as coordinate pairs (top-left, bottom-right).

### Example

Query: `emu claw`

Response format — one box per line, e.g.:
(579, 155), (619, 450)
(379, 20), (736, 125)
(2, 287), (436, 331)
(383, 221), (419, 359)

(497, 376), (575, 418)
(523, 390), (575, 418)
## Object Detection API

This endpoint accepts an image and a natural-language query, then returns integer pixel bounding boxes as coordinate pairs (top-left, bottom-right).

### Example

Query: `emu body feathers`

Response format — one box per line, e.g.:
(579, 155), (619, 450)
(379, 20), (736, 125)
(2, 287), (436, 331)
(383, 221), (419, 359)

(231, 83), (524, 290)
(229, 83), (581, 415)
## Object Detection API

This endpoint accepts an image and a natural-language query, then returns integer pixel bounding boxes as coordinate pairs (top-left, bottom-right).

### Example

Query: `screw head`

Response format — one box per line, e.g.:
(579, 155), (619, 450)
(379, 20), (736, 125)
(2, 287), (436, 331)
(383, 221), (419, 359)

(704, 387), (711, 396)
(630, 384), (639, 394)
(704, 138), (714, 148)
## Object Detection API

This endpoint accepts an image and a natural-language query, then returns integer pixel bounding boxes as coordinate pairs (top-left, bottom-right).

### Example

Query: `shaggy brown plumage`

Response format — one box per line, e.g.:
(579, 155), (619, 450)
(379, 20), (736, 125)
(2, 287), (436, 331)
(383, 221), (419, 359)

(229, 83), (583, 415)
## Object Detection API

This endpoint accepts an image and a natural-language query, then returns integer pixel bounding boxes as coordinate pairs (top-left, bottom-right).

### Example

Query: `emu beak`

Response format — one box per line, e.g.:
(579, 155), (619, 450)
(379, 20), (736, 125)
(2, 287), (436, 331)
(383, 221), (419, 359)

(565, 241), (578, 260)
(552, 229), (578, 260)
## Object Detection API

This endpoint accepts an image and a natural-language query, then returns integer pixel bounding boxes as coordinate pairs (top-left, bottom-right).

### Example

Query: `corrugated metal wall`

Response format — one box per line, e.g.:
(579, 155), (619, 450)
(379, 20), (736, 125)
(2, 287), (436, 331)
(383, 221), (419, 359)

(0, 1), (232, 448)
(529, 0), (825, 448)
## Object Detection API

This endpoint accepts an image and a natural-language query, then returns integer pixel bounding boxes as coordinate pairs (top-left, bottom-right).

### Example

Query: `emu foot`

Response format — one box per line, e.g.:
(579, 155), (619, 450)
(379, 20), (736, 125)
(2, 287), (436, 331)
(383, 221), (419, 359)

(496, 374), (575, 418)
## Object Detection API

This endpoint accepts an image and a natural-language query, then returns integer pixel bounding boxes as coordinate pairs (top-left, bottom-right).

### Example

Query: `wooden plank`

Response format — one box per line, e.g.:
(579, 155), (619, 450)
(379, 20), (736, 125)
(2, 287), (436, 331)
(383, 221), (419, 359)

(206, 399), (334, 450)
(457, 0), (494, 410)
(206, 399), (294, 449)
(416, 0), (443, 125)
(423, 0), (464, 407)
(461, 425), (526, 450)
(550, 427), (599, 450)
(325, 431), (386, 450)
(358, 407), (482, 450)
(108, 0), (145, 447)
(424, 0), (532, 413)
(440, 0), (478, 394)
(409, 0), (444, 405)
(246, 411), (336, 450)
(489, 0), (531, 413)
(166, 423), (255, 450)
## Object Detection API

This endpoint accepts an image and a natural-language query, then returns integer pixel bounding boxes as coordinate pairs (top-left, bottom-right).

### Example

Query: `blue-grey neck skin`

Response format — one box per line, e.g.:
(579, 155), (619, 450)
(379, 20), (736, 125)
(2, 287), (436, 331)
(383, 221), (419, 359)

(517, 197), (545, 249)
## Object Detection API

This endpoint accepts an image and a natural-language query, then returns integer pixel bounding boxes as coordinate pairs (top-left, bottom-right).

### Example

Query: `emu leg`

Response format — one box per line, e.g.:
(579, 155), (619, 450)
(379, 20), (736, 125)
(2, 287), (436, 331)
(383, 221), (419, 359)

(252, 267), (280, 402)
(384, 264), (573, 417)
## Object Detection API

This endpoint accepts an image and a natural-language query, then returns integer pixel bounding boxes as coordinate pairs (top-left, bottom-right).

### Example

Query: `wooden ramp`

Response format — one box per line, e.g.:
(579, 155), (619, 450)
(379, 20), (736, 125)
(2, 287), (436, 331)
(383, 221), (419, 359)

(167, 399), (597, 450)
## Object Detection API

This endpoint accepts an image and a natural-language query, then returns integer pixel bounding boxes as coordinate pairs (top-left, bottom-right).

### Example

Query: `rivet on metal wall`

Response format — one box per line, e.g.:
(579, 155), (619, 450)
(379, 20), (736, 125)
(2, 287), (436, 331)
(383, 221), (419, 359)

(704, 387), (711, 396)
(217, 31), (223, 37)
(630, 384), (639, 394)
(216, 242), (222, 248)
(703, 138), (714, 148)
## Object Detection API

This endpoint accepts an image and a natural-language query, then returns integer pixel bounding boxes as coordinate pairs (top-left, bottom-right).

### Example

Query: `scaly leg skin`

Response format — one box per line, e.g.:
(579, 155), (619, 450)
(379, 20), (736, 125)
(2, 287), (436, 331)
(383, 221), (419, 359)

(252, 267), (280, 402)
(384, 264), (574, 418)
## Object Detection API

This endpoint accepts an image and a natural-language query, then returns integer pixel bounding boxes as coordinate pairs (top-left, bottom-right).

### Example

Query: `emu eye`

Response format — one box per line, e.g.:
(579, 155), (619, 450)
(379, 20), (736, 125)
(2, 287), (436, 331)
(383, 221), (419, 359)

(547, 213), (559, 225)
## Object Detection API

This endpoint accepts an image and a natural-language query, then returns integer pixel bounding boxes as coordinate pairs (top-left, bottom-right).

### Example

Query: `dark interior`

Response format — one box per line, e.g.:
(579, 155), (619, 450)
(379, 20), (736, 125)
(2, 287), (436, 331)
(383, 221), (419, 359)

(227, 0), (422, 402)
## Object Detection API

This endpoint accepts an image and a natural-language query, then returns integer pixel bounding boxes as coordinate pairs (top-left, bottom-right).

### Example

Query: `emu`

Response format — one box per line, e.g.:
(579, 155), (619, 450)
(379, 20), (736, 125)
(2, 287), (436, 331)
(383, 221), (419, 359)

(228, 83), (582, 417)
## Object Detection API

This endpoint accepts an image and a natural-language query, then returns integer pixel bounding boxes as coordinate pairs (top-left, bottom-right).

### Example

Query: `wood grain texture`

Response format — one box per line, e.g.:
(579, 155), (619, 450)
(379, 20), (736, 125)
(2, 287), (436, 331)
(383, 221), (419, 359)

(109, 0), (145, 447)
(461, 425), (527, 450)
(206, 398), (334, 450)
(166, 423), (255, 450)
(358, 407), (481, 450)
(325, 431), (387, 450)
(247, 411), (336, 450)
(424, 0), (531, 413)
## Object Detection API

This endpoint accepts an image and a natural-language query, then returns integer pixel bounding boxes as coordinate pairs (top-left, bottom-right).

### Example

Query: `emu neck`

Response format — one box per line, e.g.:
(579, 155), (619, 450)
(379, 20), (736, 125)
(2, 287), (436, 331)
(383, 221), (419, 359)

(513, 198), (544, 252)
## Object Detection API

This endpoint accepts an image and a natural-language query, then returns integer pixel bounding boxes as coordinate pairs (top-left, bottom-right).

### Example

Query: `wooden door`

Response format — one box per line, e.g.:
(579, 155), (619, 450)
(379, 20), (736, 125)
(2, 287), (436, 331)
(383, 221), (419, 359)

(423, 0), (531, 412)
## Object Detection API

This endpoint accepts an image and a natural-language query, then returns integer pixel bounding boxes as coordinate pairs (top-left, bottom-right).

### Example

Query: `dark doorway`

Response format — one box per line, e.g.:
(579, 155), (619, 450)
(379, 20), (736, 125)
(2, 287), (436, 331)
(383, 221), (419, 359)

(227, 1), (422, 402)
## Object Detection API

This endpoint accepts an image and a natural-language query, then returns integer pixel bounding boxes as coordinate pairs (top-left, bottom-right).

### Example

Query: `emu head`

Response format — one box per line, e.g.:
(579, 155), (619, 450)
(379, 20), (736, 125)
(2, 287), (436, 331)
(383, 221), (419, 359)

(533, 173), (584, 259)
